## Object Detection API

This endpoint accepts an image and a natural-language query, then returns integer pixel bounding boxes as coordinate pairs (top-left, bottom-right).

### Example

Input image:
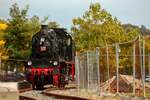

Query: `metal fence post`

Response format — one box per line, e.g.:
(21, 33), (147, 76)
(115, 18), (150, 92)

(139, 35), (144, 96)
(133, 43), (136, 96)
(148, 55), (150, 83)
(75, 56), (80, 91)
(106, 45), (110, 93)
(0, 58), (1, 72)
(96, 47), (100, 96)
(87, 51), (90, 90)
(142, 37), (145, 97)
(115, 43), (119, 94)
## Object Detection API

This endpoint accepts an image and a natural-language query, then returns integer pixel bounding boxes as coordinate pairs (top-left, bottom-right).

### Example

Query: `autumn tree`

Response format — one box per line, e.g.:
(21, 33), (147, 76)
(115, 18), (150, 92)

(0, 22), (9, 59)
(0, 19), (8, 39)
(71, 3), (138, 51)
(0, 23), (9, 71)
(71, 3), (139, 81)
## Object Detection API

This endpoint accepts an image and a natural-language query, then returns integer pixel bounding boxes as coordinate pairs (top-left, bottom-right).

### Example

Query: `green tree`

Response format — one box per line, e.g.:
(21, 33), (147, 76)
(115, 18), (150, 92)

(4, 3), (32, 59)
(48, 21), (59, 28)
(71, 3), (138, 51)
(26, 15), (40, 42)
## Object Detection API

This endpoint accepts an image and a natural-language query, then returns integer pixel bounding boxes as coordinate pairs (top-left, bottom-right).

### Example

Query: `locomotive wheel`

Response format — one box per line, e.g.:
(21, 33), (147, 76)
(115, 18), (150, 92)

(58, 83), (65, 89)
(35, 81), (44, 90)
(39, 84), (44, 90)
(32, 83), (35, 89)
(35, 84), (41, 90)
(59, 74), (66, 89)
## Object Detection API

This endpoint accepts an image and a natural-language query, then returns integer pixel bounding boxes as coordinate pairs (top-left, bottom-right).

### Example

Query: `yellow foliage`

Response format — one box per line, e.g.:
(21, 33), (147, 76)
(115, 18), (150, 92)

(0, 40), (8, 59)
(1, 56), (9, 60)
(0, 40), (5, 45)
(0, 23), (7, 30)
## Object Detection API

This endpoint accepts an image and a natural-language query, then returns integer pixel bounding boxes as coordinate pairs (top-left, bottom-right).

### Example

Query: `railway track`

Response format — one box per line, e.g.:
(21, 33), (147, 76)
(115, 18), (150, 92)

(19, 87), (150, 100)
(19, 84), (58, 100)
(19, 84), (90, 100)
(20, 90), (58, 100)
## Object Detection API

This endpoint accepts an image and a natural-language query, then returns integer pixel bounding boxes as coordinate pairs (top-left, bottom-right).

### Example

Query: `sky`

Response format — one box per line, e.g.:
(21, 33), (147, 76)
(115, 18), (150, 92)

(0, 0), (150, 30)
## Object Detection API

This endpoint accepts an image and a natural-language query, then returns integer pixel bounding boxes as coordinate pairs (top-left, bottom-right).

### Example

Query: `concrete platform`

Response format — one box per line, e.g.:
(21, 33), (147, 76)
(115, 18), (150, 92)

(0, 81), (30, 100)
(0, 82), (18, 91)
(0, 86), (19, 100)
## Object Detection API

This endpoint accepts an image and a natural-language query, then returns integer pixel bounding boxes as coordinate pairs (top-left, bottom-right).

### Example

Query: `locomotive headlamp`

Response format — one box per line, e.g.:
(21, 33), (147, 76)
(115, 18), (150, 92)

(53, 61), (58, 66)
(49, 61), (52, 63)
(27, 61), (32, 66)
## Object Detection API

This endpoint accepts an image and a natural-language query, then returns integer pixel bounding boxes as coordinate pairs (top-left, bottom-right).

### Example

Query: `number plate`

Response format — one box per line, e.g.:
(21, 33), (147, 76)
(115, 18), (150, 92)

(40, 46), (46, 51)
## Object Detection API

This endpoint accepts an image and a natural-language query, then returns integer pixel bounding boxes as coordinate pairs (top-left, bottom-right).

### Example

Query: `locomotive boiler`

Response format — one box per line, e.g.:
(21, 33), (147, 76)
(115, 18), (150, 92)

(26, 25), (75, 89)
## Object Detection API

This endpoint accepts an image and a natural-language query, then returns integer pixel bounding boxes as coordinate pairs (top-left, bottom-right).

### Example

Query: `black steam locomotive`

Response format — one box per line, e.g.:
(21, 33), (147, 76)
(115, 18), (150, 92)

(26, 25), (75, 89)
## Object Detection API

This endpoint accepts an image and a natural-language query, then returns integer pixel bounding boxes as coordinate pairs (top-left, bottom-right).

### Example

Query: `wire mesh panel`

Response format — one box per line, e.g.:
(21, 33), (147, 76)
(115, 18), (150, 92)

(75, 56), (79, 89)
(75, 52), (88, 89)
(87, 51), (99, 93)
(75, 50), (99, 94)
(99, 45), (117, 94)
(144, 37), (150, 98)
(118, 42), (135, 95)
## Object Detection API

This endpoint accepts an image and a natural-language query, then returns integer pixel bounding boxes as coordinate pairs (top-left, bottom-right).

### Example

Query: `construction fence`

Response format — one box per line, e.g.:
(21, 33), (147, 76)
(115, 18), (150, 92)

(75, 35), (150, 98)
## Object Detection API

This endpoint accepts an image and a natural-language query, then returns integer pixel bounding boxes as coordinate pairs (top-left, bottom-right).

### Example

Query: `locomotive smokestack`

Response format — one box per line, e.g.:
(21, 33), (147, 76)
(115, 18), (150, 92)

(41, 25), (48, 30)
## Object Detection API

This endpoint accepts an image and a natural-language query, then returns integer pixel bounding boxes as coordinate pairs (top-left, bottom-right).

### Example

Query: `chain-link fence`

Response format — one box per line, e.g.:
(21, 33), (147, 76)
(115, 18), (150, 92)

(75, 35), (150, 98)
